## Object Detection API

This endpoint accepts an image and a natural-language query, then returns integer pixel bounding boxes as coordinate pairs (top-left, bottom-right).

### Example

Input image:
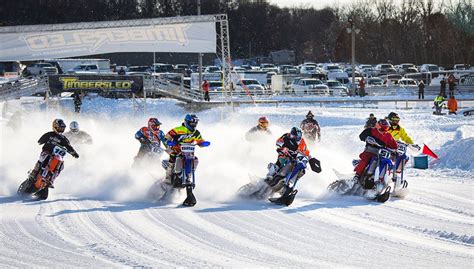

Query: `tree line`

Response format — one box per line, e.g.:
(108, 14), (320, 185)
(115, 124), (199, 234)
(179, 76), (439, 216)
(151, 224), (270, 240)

(0, 0), (472, 67)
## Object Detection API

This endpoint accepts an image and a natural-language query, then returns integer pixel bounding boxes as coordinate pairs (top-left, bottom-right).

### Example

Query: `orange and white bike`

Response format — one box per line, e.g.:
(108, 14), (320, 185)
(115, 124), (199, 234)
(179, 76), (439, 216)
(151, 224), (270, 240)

(17, 146), (67, 200)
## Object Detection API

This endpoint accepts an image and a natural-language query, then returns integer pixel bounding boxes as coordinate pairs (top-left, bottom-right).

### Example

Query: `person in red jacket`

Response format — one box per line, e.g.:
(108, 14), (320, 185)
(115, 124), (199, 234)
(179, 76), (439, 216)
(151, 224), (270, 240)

(202, 80), (210, 101)
(345, 119), (398, 191)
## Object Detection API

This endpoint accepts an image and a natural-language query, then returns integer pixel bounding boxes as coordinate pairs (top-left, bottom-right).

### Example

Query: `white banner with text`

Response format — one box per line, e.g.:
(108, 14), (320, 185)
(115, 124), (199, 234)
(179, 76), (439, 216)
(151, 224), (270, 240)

(0, 22), (216, 61)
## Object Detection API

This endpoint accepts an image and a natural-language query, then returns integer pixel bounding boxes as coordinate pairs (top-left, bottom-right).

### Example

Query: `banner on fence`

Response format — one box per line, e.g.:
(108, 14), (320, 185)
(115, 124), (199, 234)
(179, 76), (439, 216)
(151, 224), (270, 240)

(48, 75), (143, 95)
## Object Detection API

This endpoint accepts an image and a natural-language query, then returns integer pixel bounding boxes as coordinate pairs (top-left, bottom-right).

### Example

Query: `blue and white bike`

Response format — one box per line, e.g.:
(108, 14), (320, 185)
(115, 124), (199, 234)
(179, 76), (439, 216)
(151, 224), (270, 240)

(328, 138), (410, 202)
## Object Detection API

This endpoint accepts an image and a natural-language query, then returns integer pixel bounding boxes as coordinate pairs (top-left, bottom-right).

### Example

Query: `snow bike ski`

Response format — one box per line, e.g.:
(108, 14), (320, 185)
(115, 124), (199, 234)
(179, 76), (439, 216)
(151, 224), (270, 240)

(17, 146), (67, 200)
(133, 142), (164, 168)
(328, 139), (410, 203)
(148, 141), (209, 206)
(238, 152), (321, 206)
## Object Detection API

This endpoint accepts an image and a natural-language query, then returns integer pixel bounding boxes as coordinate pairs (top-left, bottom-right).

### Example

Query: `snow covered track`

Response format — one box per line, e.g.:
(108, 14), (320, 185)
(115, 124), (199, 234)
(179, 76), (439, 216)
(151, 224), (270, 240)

(1, 97), (473, 267)
(1, 179), (472, 268)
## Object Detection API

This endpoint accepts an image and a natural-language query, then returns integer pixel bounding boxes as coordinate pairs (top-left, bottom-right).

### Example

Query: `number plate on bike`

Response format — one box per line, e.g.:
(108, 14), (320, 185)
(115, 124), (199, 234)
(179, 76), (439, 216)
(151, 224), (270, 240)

(52, 146), (67, 157)
(397, 143), (407, 154)
(180, 144), (195, 153)
(379, 148), (391, 159)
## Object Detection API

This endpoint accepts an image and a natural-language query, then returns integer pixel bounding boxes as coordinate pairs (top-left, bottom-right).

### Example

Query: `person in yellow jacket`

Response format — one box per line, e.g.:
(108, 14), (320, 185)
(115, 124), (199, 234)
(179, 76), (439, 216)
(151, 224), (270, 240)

(447, 95), (458, 115)
(386, 112), (420, 150)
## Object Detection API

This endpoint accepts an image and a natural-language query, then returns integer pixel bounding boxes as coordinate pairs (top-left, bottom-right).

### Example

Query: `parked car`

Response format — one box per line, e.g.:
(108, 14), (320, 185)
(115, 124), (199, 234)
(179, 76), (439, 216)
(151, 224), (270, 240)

(398, 78), (418, 87)
(300, 65), (318, 75)
(152, 63), (174, 73)
(24, 63), (58, 76)
(396, 63), (417, 75)
(419, 64), (440, 72)
(325, 80), (348, 96)
(127, 66), (151, 75)
(208, 81), (223, 92)
(453, 64), (467, 70)
(291, 78), (326, 95)
(323, 64), (344, 74)
(67, 64), (101, 74)
(367, 77), (384, 86)
(279, 65), (298, 74)
(174, 64), (190, 76)
(235, 79), (265, 93)
(204, 66), (221, 73)
(382, 74), (403, 86)
(260, 63), (278, 73)
(375, 63), (397, 76)
(344, 67), (361, 77)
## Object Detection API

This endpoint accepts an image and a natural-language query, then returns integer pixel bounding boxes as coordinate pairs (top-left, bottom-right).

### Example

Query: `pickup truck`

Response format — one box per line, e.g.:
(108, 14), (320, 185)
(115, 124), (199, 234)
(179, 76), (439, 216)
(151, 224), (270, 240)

(23, 63), (58, 76)
(67, 64), (101, 74)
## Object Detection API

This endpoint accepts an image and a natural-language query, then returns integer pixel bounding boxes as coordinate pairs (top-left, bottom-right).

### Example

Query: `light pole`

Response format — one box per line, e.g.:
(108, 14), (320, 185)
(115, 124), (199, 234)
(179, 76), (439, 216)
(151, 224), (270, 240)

(346, 18), (360, 96)
(198, 0), (203, 96)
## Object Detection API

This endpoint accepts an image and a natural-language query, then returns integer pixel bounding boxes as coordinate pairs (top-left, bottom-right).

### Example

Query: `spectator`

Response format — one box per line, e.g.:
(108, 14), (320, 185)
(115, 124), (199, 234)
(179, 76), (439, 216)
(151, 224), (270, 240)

(448, 73), (456, 97)
(418, 80), (425, 99)
(433, 94), (445, 115)
(73, 91), (82, 113)
(447, 95), (458, 115)
(118, 67), (126, 75)
(440, 77), (447, 98)
(358, 78), (366, 97)
(202, 79), (210, 101)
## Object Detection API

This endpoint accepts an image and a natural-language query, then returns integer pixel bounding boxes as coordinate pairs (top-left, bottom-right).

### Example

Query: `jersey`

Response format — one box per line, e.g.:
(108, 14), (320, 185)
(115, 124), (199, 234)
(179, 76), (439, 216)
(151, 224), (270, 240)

(135, 127), (166, 146)
(387, 125), (414, 144)
(276, 133), (310, 157)
(165, 124), (205, 154)
(38, 131), (77, 155)
(245, 125), (272, 141)
(64, 130), (93, 144)
(359, 128), (398, 150)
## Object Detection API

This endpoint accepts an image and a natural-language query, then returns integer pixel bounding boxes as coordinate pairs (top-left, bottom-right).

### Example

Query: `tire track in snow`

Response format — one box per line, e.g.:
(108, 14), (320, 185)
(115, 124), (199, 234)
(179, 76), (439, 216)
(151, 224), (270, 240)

(144, 207), (278, 267)
(308, 206), (472, 259)
(44, 198), (161, 267)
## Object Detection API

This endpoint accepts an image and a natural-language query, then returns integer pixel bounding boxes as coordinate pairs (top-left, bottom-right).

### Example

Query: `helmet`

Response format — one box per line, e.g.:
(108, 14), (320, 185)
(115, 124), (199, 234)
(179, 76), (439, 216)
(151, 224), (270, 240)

(148, 118), (161, 134)
(52, 119), (66, 134)
(306, 111), (314, 119)
(258, 116), (269, 129)
(184, 114), (199, 131)
(375, 119), (390, 132)
(290, 127), (303, 142)
(70, 121), (79, 133)
(387, 112), (400, 126)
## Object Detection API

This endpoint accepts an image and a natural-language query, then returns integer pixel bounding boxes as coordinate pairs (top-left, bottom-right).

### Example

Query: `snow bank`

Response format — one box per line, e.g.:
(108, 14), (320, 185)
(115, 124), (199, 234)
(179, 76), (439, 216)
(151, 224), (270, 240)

(433, 137), (474, 171)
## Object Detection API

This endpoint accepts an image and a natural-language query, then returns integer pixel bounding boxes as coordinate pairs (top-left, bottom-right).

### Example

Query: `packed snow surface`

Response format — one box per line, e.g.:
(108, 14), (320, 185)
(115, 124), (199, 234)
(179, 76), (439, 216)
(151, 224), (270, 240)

(0, 96), (473, 267)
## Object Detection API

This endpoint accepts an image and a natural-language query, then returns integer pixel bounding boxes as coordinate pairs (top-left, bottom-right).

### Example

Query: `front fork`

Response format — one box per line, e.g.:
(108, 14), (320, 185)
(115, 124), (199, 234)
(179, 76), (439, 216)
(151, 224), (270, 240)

(175, 157), (198, 188)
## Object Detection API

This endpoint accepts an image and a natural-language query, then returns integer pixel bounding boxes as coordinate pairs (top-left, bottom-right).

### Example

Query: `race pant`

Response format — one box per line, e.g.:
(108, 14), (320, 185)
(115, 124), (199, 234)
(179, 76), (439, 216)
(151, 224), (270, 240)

(354, 151), (376, 176)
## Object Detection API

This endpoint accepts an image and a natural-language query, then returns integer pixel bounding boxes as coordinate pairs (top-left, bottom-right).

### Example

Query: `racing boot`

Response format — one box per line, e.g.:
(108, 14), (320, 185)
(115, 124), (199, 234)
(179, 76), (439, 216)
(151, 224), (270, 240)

(27, 162), (41, 183)
(341, 175), (360, 194)
(264, 163), (279, 186)
(164, 163), (174, 185)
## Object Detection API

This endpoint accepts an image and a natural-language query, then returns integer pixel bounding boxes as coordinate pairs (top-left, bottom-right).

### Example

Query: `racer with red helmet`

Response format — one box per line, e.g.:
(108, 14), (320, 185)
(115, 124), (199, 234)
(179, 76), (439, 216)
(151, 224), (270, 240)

(344, 119), (398, 191)
(134, 118), (167, 160)
(245, 116), (272, 141)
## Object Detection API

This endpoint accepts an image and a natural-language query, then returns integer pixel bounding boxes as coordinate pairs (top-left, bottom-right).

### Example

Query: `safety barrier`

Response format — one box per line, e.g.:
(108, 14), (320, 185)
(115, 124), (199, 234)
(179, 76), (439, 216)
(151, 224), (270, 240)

(0, 76), (49, 101)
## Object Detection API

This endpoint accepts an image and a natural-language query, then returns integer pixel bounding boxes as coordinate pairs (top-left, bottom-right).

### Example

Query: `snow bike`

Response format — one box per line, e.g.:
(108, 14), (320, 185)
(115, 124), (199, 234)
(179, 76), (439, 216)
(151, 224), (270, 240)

(17, 146), (67, 200)
(148, 141), (210, 206)
(238, 152), (321, 206)
(328, 138), (409, 203)
(133, 142), (164, 167)
(301, 122), (320, 143)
